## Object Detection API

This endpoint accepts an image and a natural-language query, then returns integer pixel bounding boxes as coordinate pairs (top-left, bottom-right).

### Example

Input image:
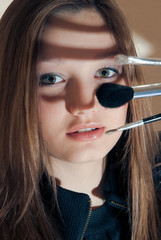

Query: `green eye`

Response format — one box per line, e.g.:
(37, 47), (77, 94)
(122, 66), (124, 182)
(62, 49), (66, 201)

(100, 69), (110, 77)
(97, 67), (119, 79)
(39, 73), (63, 86)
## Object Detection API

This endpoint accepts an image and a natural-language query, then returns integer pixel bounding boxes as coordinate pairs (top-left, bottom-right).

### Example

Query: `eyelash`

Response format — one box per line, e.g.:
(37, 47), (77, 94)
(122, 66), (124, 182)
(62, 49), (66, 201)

(38, 67), (120, 86)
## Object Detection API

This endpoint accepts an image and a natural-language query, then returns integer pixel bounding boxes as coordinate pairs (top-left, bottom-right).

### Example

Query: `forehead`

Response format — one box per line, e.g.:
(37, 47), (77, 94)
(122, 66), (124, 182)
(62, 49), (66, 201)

(38, 9), (118, 61)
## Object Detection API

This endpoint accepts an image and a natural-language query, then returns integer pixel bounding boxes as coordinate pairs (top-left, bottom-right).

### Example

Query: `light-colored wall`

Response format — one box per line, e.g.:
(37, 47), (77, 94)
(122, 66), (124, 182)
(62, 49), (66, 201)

(1, 0), (161, 130)
(0, 0), (12, 17)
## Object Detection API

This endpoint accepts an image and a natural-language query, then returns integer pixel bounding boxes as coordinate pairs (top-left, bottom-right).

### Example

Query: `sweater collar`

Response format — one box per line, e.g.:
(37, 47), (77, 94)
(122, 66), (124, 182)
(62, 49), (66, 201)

(56, 155), (128, 212)
(40, 161), (128, 239)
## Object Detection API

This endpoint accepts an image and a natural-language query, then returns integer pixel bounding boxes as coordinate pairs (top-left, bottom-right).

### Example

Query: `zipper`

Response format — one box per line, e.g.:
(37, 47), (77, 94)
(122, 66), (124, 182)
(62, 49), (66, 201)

(110, 200), (127, 209)
(80, 199), (92, 240)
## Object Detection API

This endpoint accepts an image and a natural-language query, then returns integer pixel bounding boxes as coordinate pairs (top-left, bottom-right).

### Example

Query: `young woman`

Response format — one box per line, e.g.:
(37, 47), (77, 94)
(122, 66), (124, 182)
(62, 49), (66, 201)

(0, 0), (160, 239)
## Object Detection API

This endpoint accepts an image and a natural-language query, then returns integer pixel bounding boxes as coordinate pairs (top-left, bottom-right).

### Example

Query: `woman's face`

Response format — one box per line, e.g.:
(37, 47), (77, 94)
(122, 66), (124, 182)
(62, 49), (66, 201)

(37, 9), (128, 163)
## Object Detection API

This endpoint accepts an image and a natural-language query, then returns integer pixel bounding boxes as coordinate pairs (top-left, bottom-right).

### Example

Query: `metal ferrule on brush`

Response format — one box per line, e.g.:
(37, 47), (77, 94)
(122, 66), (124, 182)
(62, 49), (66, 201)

(116, 120), (144, 132)
(115, 54), (161, 66)
(127, 56), (161, 66)
(106, 113), (161, 134)
(133, 83), (161, 98)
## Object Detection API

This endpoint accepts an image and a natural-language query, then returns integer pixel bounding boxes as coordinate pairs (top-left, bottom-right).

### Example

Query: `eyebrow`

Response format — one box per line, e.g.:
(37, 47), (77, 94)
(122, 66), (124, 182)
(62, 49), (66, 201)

(38, 45), (120, 62)
(94, 48), (119, 59)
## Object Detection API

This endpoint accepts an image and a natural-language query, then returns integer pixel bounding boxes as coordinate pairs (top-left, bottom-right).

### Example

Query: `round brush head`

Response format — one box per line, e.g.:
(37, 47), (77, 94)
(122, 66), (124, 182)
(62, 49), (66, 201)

(96, 83), (134, 108)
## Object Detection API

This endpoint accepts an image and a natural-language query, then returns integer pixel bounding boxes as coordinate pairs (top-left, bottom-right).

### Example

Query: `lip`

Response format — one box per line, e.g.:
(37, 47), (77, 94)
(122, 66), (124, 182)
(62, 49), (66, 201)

(66, 123), (105, 141)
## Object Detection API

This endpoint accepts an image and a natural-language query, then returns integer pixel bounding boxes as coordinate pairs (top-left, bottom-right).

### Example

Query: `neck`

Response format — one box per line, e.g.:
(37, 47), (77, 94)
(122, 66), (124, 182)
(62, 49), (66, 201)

(50, 157), (106, 208)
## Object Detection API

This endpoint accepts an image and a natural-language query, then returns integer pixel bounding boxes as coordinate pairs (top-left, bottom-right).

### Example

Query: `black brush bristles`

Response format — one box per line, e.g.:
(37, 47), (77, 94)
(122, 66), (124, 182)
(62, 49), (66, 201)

(96, 83), (134, 108)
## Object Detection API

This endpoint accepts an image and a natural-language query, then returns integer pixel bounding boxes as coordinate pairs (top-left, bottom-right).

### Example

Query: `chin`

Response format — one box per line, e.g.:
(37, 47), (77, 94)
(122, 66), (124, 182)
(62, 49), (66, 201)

(58, 145), (114, 163)
(48, 131), (123, 163)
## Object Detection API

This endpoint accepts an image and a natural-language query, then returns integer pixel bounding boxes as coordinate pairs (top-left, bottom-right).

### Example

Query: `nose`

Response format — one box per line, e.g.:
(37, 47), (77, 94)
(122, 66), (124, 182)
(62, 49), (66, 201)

(65, 80), (98, 116)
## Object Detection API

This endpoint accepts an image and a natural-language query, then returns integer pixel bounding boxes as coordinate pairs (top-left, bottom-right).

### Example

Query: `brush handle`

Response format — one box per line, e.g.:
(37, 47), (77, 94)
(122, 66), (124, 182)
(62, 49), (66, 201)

(116, 113), (161, 132)
(143, 113), (161, 124)
(127, 56), (161, 66)
(106, 113), (161, 134)
(115, 54), (161, 66)
(117, 120), (144, 131)
(133, 83), (161, 98)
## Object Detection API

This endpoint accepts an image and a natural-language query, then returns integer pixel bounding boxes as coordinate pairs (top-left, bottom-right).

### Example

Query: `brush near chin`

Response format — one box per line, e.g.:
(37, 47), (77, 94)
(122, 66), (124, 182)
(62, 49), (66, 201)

(105, 113), (161, 135)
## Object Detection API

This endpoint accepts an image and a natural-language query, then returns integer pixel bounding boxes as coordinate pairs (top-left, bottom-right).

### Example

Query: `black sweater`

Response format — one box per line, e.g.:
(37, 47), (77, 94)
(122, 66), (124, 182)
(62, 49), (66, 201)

(40, 148), (161, 239)
(57, 184), (129, 240)
(41, 156), (131, 239)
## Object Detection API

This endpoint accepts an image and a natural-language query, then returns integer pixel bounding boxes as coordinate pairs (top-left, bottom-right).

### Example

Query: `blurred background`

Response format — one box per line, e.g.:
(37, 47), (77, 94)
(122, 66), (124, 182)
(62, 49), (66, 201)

(116, 0), (161, 130)
(1, 0), (161, 130)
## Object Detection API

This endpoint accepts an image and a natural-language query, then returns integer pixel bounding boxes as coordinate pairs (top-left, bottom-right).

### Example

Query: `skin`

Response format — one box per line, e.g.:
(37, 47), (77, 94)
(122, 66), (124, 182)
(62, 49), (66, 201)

(37, 9), (128, 207)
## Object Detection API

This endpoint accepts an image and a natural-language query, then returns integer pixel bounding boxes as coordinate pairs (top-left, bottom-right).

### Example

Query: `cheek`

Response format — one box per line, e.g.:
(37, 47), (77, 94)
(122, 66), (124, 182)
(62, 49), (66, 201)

(117, 103), (128, 122)
(38, 97), (65, 132)
(105, 103), (128, 128)
(117, 104), (128, 128)
(101, 104), (128, 156)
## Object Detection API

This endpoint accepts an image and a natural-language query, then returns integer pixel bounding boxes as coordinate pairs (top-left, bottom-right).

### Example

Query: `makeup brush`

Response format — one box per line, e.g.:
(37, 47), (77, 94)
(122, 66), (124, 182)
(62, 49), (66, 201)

(96, 83), (161, 108)
(115, 54), (161, 66)
(105, 113), (161, 135)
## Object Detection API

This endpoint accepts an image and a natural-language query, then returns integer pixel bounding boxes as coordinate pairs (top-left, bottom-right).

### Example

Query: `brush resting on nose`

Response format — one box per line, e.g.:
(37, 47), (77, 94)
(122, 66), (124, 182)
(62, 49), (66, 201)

(96, 82), (161, 108)
(96, 83), (134, 108)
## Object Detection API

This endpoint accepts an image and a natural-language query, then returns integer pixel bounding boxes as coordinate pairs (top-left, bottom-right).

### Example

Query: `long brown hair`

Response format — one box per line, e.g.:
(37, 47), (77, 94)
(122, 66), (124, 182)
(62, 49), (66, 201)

(0, 0), (160, 239)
